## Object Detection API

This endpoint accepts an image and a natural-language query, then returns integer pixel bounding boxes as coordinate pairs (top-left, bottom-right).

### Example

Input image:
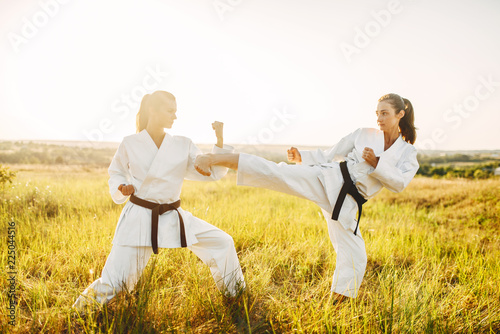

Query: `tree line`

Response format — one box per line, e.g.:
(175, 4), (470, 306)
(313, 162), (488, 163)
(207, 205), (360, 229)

(0, 141), (116, 167)
(417, 162), (499, 179)
(1, 141), (499, 179)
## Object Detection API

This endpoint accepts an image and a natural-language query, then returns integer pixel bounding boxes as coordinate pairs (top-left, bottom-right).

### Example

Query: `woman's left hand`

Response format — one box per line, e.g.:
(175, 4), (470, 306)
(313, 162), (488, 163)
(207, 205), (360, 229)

(362, 147), (379, 168)
(212, 121), (223, 148)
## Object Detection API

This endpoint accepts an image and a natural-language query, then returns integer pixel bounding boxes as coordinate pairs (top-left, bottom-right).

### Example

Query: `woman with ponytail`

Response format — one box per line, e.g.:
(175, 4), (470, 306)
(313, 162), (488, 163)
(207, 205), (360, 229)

(73, 91), (245, 313)
(194, 93), (419, 303)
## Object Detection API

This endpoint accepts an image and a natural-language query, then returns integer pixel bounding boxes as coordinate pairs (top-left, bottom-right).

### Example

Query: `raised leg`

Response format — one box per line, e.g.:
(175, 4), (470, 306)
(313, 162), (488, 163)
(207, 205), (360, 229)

(236, 153), (332, 211)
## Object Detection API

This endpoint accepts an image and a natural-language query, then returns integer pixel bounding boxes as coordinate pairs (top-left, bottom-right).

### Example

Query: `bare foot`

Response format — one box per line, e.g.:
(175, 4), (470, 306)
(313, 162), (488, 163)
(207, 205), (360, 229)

(195, 154), (212, 176)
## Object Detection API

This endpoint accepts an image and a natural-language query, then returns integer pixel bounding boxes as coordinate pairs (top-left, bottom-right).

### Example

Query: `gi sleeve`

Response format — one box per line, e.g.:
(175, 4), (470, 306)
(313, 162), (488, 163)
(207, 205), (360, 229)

(108, 140), (131, 204)
(299, 128), (360, 165)
(369, 145), (419, 193)
(185, 140), (235, 181)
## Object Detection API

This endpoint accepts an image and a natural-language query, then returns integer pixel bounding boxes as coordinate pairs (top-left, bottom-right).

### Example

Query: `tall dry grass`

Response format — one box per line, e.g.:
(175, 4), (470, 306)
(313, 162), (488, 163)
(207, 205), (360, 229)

(0, 166), (499, 333)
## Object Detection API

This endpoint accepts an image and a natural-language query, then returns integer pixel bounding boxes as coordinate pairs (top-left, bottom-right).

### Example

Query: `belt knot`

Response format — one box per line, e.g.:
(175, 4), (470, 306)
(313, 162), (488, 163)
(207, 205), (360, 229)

(129, 194), (186, 254)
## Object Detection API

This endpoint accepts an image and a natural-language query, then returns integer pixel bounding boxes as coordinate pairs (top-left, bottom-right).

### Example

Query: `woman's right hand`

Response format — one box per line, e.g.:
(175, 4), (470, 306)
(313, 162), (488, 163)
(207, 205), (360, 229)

(287, 147), (302, 163)
(118, 184), (135, 196)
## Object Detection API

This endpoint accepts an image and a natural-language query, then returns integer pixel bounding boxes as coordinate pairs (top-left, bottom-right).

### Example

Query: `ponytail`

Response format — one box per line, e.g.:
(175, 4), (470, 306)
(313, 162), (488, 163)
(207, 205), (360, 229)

(378, 93), (417, 144)
(136, 94), (151, 133)
(400, 98), (416, 144)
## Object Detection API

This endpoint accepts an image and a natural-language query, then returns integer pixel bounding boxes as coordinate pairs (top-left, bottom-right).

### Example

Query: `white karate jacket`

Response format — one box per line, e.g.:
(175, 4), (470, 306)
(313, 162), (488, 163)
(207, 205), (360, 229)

(299, 128), (419, 231)
(108, 129), (233, 248)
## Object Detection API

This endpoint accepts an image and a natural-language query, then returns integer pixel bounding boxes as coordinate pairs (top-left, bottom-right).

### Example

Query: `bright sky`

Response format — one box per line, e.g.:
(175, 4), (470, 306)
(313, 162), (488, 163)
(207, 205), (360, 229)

(1, 0), (499, 151)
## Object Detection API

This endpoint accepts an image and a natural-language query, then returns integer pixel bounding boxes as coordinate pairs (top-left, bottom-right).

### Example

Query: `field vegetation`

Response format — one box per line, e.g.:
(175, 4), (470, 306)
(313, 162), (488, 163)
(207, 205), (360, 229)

(0, 164), (499, 333)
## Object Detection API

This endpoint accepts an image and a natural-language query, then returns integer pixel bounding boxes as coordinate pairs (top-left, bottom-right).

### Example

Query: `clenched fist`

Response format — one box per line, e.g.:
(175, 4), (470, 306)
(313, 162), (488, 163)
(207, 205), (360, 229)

(362, 147), (379, 168)
(118, 184), (135, 196)
(195, 154), (212, 176)
(287, 147), (302, 163)
(212, 121), (223, 139)
(212, 121), (223, 148)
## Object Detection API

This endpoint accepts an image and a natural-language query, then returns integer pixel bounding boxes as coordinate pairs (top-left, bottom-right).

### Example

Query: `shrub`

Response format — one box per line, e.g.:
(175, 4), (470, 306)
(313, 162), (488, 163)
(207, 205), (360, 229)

(0, 164), (17, 187)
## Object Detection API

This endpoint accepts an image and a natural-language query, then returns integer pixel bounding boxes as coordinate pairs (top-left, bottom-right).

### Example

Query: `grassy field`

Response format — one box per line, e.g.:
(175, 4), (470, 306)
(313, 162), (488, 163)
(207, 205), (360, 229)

(1, 165), (499, 333)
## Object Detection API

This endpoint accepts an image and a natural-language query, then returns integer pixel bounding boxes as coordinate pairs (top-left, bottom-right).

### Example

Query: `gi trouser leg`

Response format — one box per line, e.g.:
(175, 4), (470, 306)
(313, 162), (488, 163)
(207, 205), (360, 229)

(237, 153), (366, 297)
(72, 245), (152, 311)
(73, 223), (245, 312)
(187, 214), (246, 297)
(321, 209), (367, 297)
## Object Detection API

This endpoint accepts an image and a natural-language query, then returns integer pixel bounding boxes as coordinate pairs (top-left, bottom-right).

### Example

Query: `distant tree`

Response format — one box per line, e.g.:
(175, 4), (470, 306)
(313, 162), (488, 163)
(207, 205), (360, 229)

(55, 156), (64, 164)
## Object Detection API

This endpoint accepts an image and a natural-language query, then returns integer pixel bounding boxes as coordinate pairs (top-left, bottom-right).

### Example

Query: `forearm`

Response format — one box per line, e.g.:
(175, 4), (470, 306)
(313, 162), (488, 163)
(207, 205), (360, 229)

(216, 136), (223, 148)
(210, 153), (239, 170)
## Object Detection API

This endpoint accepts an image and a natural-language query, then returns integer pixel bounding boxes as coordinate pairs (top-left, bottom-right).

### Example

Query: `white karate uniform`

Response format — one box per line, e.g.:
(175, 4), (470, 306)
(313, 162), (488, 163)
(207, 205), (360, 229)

(237, 128), (419, 297)
(73, 130), (245, 311)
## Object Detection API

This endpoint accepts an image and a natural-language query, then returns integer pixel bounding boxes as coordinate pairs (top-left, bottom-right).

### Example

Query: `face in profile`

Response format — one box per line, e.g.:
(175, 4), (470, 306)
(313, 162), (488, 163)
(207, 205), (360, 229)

(376, 100), (404, 132)
(153, 97), (177, 129)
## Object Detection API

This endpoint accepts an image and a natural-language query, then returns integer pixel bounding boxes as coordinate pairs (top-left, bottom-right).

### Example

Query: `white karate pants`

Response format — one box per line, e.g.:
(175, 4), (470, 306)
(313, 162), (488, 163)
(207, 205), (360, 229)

(237, 153), (367, 298)
(73, 217), (245, 311)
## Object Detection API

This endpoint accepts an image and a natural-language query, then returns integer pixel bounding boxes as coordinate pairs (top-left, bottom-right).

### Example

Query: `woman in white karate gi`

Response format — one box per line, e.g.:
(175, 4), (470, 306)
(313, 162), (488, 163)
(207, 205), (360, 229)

(195, 93), (419, 302)
(73, 91), (245, 312)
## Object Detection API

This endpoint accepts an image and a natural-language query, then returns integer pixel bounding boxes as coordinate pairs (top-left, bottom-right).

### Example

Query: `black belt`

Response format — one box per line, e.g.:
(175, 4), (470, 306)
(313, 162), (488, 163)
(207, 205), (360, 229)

(331, 161), (367, 235)
(129, 194), (186, 254)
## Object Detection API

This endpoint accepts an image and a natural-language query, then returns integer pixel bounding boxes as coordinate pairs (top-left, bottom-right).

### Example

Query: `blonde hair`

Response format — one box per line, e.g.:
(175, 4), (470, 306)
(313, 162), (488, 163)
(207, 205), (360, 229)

(136, 91), (176, 133)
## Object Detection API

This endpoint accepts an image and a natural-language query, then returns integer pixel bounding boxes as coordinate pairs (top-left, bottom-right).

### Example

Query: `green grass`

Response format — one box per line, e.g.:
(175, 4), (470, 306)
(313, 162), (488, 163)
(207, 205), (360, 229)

(1, 166), (499, 333)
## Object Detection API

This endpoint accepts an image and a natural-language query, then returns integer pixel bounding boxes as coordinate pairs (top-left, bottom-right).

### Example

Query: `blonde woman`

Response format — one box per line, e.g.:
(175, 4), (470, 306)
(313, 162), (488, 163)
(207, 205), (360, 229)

(73, 91), (245, 312)
(195, 93), (419, 302)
